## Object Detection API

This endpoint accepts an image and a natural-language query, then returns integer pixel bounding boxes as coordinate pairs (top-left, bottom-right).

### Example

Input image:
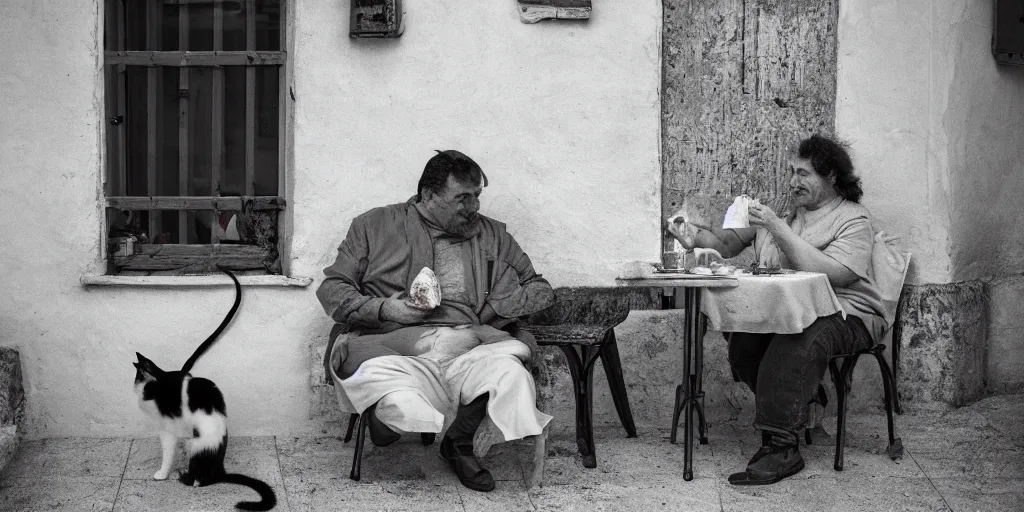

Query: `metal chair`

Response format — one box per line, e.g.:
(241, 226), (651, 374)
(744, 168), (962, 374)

(521, 287), (660, 468)
(809, 250), (912, 470)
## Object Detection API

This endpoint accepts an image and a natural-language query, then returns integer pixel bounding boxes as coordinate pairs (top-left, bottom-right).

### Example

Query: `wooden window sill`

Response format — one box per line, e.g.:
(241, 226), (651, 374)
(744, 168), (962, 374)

(80, 274), (313, 288)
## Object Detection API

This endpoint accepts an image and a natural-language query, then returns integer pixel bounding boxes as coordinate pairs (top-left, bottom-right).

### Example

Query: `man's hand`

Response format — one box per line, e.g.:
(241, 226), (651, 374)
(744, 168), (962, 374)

(513, 327), (543, 369)
(380, 291), (431, 325)
(665, 219), (699, 250)
(748, 202), (785, 234)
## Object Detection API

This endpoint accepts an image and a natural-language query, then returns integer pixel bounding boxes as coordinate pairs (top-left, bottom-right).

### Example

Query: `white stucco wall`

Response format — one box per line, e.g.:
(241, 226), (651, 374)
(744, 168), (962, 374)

(288, 1), (663, 285)
(941, 1), (1024, 281)
(837, 0), (1024, 284)
(0, 0), (662, 438)
(835, 0), (956, 285)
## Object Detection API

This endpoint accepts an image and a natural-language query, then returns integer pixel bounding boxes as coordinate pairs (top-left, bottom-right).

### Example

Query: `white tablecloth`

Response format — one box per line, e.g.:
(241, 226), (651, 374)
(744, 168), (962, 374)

(700, 272), (844, 334)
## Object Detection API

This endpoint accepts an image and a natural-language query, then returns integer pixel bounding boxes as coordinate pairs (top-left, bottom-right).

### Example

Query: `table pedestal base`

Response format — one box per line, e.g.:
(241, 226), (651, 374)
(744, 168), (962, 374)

(668, 287), (709, 481)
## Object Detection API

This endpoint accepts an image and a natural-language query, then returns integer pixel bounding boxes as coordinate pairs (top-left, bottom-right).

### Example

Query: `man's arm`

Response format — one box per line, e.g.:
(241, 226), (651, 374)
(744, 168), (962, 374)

(666, 220), (756, 258)
(484, 230), (555, 323)
(316, 216), (389, 329)
(750, 204), (863, 288)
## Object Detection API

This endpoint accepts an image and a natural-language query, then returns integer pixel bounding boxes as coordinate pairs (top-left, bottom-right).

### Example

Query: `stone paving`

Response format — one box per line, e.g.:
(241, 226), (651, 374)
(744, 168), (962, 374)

(1, 394), (1021, 512)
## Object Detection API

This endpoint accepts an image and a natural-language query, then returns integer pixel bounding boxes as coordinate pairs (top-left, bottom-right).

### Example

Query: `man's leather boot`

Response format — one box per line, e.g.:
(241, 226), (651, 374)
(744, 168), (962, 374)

(366, 401), (400, 447)
(729, 430), (805, 486)
(440, 395), (495, 492)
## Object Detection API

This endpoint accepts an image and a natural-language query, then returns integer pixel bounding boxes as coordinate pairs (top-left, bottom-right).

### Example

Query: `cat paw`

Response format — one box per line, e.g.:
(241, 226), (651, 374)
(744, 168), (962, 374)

(153, 470), (170, 480)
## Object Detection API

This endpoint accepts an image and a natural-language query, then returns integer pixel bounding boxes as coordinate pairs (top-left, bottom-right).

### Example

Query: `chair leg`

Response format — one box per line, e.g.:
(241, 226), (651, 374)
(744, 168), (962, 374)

(350, 413), (368, 481)
(892, 306), (904, 415)
(873, 349), (904, 461)
(344, 413), (358, 443)
(599, 330), (637, 438)
(559, 345), (598, 469)
(831, 359), (847, 471)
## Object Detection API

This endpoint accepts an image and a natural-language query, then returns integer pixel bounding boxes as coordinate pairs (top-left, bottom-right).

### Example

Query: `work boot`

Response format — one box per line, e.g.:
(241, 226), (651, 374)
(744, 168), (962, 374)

(440, 395), (494, 492)
(729, 432), (805, 486)
(440, 436), (495, 492)
(746, 430), (774, 466)
(365, 402), (400, 448)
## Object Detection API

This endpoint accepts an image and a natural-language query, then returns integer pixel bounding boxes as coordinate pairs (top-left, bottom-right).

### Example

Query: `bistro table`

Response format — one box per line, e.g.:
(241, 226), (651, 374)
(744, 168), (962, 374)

(615, 266), (738, 481)
(617, 265), (843, 481)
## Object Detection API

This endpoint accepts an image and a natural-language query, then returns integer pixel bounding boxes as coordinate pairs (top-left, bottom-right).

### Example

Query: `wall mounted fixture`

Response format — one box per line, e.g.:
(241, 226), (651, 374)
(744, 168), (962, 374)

(350, 0), (404, 38)
(518, 0), (591, 24)
(993, 0), (1024, 65)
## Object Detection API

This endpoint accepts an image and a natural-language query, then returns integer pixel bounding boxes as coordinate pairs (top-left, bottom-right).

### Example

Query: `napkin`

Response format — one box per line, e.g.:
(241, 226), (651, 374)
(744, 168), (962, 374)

(722, 195), (760, 229)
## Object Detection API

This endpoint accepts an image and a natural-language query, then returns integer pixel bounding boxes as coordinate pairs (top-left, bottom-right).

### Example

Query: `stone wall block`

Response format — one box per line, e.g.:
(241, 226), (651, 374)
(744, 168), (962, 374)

(897, 282), (987, 409)
(0, 347), (25, 472)
(985, 275), (1024, 394)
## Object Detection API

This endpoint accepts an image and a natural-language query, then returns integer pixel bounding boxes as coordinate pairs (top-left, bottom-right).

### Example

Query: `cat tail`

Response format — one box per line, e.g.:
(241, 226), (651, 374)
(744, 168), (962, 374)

(220, 473), (277, 511)
(180, 267), (242, 375)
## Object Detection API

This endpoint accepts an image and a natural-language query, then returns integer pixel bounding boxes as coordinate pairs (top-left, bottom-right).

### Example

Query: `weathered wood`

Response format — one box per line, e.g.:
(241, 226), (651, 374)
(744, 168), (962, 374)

(245, 0), (256, 196)
(178, 4), (191, 243)
(212, 1), (225, 243)
(518, 0), (591, 24)
(106, 196), (286, 210)
(661, 0), (839, 249)
(104, 51), (287, 66)
(277, 0), (288, 199)
(114, 244), (273, 271)
(146, 0), (161, 239)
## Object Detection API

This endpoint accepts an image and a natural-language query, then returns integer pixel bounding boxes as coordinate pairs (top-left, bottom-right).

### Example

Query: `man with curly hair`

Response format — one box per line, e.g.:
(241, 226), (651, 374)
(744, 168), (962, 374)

(667, 134), (887, 485)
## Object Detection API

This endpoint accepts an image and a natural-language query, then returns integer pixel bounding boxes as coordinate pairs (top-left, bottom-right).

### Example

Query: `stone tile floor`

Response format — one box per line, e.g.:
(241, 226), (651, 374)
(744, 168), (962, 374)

(2, 394), (1022, 511)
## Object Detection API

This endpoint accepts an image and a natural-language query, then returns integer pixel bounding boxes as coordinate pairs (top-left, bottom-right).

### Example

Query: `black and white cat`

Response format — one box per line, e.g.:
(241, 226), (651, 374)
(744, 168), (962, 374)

(133, 268), (276, 511)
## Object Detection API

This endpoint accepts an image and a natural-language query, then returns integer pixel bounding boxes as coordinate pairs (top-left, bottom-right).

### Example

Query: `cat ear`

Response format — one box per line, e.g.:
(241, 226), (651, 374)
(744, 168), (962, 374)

(134, 353), (161, 375)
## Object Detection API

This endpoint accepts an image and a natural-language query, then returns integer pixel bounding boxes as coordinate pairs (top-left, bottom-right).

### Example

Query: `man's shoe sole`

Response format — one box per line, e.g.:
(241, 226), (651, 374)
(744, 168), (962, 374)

(727, 458), (805, 486)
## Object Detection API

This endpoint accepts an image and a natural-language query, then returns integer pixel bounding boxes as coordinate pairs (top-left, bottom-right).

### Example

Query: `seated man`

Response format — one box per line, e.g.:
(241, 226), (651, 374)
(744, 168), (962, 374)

(667, 134), (887, 486)
(316, 150), (555, 492)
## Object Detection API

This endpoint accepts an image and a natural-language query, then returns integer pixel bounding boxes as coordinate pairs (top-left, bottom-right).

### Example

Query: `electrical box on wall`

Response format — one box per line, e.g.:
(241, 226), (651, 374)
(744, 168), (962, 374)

(993, 0), (1024, 65)
(350, 0), (404, 38)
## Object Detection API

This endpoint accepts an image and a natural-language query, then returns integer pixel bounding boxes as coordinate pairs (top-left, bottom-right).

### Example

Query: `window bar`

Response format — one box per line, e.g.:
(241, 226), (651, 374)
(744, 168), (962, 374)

(146, 0), (161, 241)
(178, 3), (190, 244)
(211, 0), (224, 244)
(245, 0), (256, 197)
(115, 0), (127, 198)
(277, 0), (287, 200)
(103, 0), (120, 197)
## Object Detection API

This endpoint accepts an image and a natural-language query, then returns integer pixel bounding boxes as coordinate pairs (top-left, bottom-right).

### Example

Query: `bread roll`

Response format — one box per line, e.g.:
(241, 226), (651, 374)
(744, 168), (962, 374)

(406, 267), (441, 310)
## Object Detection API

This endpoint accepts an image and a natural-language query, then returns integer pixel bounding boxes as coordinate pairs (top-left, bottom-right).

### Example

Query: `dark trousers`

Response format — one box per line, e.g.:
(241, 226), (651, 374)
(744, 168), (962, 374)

(726, 313), (872, 444)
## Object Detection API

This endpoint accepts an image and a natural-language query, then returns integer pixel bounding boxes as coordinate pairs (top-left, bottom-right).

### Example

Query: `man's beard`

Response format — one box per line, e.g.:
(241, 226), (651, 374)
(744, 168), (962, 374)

(448, 214), (481, 238)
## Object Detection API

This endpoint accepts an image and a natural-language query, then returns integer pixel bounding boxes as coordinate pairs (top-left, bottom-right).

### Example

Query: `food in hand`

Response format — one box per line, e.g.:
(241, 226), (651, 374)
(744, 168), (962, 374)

(722, 195), (752, 229)
(406, 267), (441, 310)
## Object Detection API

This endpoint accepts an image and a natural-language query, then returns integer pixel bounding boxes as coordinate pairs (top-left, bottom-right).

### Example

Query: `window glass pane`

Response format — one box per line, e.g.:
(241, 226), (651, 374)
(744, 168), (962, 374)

(186, 4), (213, 51)
(123, 66), (149, 196)
(158, 67), (180, 196)
(223, 1), (247, 51)
(121, 66), (180, 197)
(254, 66), (280, 195)
(124, 0), (179, 51)
(222, 67), (247, 196)
(255, 0), (281, 51)
(188, 68), (215, 196)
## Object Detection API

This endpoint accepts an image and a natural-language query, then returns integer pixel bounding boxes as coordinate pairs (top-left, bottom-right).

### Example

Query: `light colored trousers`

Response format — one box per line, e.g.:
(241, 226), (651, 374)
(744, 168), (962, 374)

(334, 335), (552, 442)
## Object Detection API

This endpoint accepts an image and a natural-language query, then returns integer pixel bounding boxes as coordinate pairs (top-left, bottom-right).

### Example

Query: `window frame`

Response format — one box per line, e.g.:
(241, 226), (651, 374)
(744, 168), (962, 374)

(102, 0), (288, 276)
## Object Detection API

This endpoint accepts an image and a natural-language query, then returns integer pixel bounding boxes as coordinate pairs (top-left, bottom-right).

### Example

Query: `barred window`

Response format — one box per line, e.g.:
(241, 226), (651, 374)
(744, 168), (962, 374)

(103, 0), (286, 275)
